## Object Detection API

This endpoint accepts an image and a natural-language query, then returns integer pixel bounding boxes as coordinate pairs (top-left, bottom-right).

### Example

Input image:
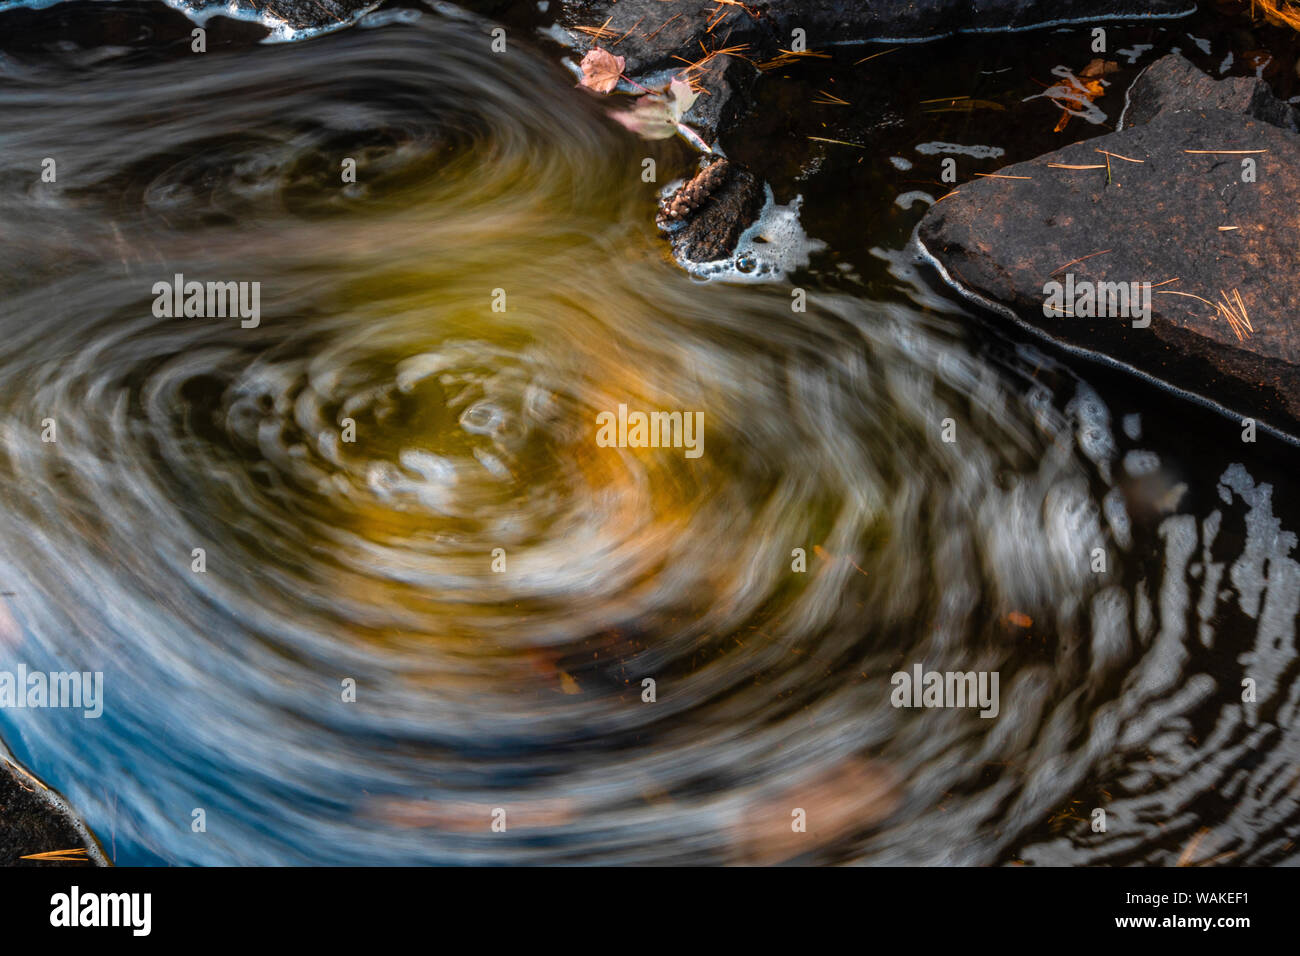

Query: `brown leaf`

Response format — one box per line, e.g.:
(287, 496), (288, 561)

(558, 671), (581, 695)
(1079, 58), (1119, 78)
(579, 47), (625, 94)
(734, 759), (900, 864)
(1052, 77), (1107, 132)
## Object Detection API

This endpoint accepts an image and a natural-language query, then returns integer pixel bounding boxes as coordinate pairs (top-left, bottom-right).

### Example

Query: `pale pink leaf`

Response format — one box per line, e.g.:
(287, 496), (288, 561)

(579, 47), (625, 94)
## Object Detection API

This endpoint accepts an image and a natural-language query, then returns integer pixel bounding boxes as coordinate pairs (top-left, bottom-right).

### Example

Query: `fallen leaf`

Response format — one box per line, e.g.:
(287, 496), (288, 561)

(1052, 77), (1106, 132)
(558, 671), (581, 695)
(609, 74), (699, 140)
(668, 75), (699, 119)
(1079, 58), (1119, 78)
(734, 759), (900, 864)
(0, 596), (20, 648)
(611, 95), (677, 139)
(368, 796), (575, 830)
(579, 47), (625, 94)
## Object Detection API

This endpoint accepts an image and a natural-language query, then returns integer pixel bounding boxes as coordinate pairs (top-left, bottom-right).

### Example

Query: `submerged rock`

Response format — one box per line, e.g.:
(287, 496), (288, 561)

(917, 101), (1300, 439)
(1119, 52), (1298, 132)
(659, 158), (764, 264)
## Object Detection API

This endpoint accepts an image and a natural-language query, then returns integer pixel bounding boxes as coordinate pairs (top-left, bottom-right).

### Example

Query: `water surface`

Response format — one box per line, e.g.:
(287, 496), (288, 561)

(0, 2), (1297, 865)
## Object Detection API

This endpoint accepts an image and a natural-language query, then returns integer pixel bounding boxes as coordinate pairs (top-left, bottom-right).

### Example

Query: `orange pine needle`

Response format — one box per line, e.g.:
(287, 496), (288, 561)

(1050, 249), (1112, 275)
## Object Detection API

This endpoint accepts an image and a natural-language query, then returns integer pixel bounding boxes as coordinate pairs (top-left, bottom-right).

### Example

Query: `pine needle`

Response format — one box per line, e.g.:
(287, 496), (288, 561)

(576, 19), (618, 40)
(855, 47), (899, 65)
(758, 49), (832, 71)
(1051, 249), (1112, 275)
(20, 847), (89, 862)
(1095, 149), (1144, 163)
(812, 89), (851, 106)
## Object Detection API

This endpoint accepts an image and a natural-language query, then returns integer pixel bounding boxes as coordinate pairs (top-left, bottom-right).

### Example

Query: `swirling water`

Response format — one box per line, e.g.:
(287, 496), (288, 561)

(0, 3), (1298, 865)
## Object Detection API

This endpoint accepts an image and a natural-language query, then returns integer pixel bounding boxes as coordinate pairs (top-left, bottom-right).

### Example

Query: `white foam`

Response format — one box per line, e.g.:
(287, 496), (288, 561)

(1116, 44), (1155, 64)
(678, 186), (825, 284)
(894, 190), (934, 210)
(1123, 449), (1161, 476)
(359, 8), (422, 29)
(1022, 65), (1109, 127)
(915, 142), (1005, 159)
(1122, 412), (1142, 440)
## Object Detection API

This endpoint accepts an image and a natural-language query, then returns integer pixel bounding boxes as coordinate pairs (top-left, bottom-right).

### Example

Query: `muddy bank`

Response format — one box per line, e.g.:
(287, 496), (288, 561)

(917, 54), (1300, 440)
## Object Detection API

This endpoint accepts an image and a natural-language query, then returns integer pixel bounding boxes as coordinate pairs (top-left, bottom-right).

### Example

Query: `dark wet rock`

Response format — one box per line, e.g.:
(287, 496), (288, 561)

(261, 0), (372, 29)
(1120, 52), (1298, 132)
(681, 54), (760, 149)
(559, 0), (764, 75)
(760, 0), (1194, 41)
(558, 0), (1192, 145)
(917, 107), (1300, 439)
(183, 0), (379, 32)
(660, 158), (764, 263)
(1, 761), (102, 866)
(558, 0), (1192, 74)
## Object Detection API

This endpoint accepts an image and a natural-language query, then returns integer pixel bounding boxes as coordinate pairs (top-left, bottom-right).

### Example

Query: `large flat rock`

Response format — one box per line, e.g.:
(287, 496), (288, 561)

(917, 107), (1300, 439)
(1120, 51), (1298, 132)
